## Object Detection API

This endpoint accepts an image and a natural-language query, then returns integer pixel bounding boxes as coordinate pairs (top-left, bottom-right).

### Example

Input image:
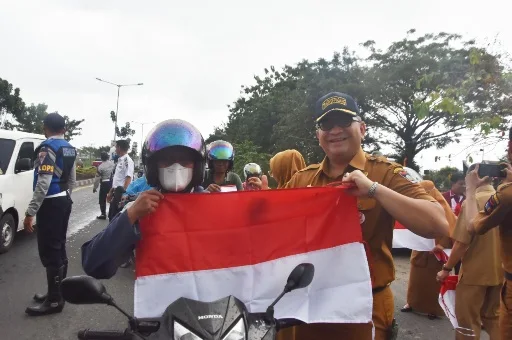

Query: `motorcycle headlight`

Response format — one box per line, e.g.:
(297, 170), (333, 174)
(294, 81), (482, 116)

(222, 317), (245, 340)
(173, 320), (202, 340)
(173, 317), (246, 340)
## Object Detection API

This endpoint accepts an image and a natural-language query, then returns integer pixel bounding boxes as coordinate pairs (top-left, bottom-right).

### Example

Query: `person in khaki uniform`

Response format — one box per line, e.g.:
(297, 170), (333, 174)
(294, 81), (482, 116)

(437, 164), (502, 340)
(402, 179), (456, 319)
(282, 92), (450, 340)
(465, 160), (512, 340)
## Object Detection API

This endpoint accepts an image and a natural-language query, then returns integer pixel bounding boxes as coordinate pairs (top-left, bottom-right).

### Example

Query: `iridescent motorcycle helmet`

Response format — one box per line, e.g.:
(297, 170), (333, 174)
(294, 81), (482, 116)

(141, 119), (206, 190)
(207, 140), (235, 171)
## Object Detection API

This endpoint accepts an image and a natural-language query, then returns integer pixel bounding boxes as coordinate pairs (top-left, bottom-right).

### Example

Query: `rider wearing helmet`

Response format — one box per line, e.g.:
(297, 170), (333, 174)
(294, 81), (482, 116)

(242, 163), (267, 191)
(202, 140), (243, 192)
(81, 119), (207, 279)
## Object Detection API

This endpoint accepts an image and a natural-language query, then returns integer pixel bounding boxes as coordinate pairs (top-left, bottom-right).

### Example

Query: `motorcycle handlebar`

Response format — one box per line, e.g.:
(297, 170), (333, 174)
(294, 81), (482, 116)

(78, 329), (133, 339)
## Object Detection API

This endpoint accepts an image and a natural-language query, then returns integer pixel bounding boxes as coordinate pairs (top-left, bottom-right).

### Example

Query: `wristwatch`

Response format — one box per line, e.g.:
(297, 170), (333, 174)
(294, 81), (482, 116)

(442, 265), (452, 272)
(368, 182), (378, 198)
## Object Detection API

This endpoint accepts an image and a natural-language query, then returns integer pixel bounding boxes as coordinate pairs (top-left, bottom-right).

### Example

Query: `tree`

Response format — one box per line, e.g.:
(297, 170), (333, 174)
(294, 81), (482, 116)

(9, 103), (84, 141)
(423, 166), (460, 191)
(0, 78), (25, 129)
(213, 49), (380, 164)
(363, 30), (512, 169)
(231, 140), (272, 180)
(115, 122), (135, 142)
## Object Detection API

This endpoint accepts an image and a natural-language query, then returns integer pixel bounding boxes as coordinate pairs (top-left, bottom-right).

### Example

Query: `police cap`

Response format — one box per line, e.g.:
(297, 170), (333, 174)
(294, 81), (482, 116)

(43, 113), (66, 132)
(314, 92), (359, 122)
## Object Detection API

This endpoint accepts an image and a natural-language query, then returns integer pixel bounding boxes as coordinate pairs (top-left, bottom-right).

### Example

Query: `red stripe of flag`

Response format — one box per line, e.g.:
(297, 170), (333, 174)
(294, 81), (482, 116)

(137, 187), (361, 277)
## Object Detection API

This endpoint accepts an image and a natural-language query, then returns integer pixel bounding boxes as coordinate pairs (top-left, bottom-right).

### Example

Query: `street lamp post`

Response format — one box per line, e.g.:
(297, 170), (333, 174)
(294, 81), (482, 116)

(96, 77), (143, 141)
(131, 121), (156, 151)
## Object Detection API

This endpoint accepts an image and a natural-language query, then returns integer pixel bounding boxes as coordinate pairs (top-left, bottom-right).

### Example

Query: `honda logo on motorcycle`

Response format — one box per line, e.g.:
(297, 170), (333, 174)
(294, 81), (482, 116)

(198, 314), (223, 320)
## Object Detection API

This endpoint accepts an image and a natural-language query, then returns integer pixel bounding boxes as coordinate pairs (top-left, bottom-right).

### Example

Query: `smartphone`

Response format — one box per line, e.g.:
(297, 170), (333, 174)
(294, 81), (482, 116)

(478, 163), (506, 178)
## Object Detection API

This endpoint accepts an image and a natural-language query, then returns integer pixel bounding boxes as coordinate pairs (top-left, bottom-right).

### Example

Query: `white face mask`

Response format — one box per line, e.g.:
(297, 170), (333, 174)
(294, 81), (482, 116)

(158, 163), (194, 192)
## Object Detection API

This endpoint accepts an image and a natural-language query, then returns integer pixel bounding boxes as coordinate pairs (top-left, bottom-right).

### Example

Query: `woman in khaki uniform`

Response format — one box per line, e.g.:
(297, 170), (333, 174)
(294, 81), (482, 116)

(269, 149), (306, 188)
(466, 161), (512, 340)
(402, 179), (456, 318)
(282, 92), (449, 340)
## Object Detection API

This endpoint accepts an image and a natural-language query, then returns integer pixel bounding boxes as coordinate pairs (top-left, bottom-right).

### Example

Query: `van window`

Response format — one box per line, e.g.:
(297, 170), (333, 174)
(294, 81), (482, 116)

(17, 141), (35, 163)
(0, 139), (16, 175)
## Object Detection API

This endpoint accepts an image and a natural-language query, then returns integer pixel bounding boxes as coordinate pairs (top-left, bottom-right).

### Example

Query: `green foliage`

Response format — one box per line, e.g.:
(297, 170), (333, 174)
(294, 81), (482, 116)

(116, 122), (135, 141)
(210, 31), (512, 169)
(129, 142), (139, 160)
(231, 140), (272, 180)
(423, 166), (460, 191)
(76, 166), (97, 180)
(0, 77), (25, 121)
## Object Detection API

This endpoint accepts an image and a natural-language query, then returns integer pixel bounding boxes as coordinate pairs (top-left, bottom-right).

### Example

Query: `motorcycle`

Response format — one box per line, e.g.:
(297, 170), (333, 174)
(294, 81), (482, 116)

(61, 263), (314, 340)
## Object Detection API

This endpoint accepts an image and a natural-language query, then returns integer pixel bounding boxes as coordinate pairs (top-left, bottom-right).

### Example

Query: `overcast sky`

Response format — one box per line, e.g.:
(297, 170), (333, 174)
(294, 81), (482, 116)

(1, 0), (510, 170)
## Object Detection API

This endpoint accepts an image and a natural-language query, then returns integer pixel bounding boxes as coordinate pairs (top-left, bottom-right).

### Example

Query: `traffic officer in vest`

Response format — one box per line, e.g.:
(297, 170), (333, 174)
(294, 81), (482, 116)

(465, 126), (512, 340)
(283, 92), (449, 340)
(23, 113), (76, 316)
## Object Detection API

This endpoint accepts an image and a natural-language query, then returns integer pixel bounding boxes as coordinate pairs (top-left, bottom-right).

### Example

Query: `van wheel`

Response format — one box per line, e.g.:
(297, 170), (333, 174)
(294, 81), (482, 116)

(0, 214), (16, 254)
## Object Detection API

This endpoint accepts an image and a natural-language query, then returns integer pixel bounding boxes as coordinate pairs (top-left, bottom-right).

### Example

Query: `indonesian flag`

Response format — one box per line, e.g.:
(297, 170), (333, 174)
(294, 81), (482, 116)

(393, 222), (452, 257)
(135, 187), (373, 324)
(392, 222), (435, 251)
(439, 275), (458, 328)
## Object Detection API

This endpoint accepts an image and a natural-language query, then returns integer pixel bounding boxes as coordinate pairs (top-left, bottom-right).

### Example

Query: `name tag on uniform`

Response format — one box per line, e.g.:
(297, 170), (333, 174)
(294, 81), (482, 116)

(62, 147), (76, 157)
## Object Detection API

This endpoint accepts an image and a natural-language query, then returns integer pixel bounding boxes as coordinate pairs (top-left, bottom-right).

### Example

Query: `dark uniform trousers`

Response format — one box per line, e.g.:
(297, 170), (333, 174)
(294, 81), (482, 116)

(502, 277), (512, 340)
(36, 194), (73, 268)
(99, 181), (111, 216)
(108, 186), (125, 221)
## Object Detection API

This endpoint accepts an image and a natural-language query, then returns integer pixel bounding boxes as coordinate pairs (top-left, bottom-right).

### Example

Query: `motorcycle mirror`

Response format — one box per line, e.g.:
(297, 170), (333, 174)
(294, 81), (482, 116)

(61, 276), (113, 305)
(284, 263), (315, 292)
(264, 263), (315, 322)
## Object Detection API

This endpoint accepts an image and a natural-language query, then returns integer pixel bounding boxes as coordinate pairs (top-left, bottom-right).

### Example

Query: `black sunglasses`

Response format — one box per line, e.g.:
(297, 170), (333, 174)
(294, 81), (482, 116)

(316, 116), (361, 131)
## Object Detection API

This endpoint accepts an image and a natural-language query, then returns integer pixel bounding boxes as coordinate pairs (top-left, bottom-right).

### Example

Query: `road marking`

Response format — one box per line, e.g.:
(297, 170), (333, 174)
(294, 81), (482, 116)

(74, 184), (93, 192)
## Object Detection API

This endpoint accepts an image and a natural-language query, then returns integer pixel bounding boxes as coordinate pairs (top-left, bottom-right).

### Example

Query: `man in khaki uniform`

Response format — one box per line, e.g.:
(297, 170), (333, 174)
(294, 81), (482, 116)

(465, 159), (512, 340)
(437, 164), (502, 340)
(283, 92), (449, 340)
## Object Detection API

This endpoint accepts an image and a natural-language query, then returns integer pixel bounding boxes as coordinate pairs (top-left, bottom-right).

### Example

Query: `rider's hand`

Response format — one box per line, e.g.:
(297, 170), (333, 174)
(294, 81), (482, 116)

(207, 184), (221, 193)
(126, 189), (164, 224)
(106, 191), (113, 203)
(343, 170), (374, 197)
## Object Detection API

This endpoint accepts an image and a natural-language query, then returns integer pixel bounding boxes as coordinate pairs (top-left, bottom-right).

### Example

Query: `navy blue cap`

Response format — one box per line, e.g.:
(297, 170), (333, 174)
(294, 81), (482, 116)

(43, 113), (66, 132)
(314, 92), (359, 122)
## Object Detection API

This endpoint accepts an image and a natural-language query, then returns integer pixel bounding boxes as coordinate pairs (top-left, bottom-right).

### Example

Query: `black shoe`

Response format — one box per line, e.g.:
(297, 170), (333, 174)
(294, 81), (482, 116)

(26, 266), (65, 316)
(96, 215), (107, 220)
(400, 305), (413, 313)
(33, 262), (67, 303)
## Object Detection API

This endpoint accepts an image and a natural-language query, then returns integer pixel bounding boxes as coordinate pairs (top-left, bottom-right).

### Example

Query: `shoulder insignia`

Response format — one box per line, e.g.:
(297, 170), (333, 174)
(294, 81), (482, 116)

(484, 193), (500, 215)
(393, 167), (404, 174)
(499, 182), (512, 191)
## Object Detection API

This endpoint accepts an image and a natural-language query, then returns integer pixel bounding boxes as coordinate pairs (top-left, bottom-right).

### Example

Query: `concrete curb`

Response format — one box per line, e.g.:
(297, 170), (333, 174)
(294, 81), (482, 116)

(76, 178), (95, 187)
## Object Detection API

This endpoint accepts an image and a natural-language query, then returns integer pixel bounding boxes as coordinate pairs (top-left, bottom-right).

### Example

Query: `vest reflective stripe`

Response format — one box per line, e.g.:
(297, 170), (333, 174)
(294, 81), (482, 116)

(33, 138), (76, 196)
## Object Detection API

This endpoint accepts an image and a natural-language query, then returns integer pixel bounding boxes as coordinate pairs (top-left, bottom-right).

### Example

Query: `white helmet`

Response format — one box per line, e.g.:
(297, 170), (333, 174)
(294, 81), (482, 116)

(243, 163), (262, 180)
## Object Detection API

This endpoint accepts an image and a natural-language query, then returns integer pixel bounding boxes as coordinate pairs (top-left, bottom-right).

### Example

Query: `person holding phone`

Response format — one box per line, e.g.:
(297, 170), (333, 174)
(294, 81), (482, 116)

(464, 133), (512, 340)
(202, 140), (243, 192)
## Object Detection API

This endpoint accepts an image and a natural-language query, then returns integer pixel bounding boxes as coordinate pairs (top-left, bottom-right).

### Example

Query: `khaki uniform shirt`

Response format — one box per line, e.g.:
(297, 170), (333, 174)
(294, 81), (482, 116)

(474, 182), (512, 274)
(452, 185), (503, 286)
(285, 148), (436, 288)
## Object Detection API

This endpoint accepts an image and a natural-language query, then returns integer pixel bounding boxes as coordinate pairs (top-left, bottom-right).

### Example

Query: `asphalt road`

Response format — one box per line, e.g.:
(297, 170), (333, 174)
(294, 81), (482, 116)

(0, 186), (488, 339)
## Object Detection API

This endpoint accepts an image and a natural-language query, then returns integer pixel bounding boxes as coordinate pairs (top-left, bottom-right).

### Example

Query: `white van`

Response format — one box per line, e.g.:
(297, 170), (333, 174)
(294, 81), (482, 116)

(0, 129), (45, 253)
